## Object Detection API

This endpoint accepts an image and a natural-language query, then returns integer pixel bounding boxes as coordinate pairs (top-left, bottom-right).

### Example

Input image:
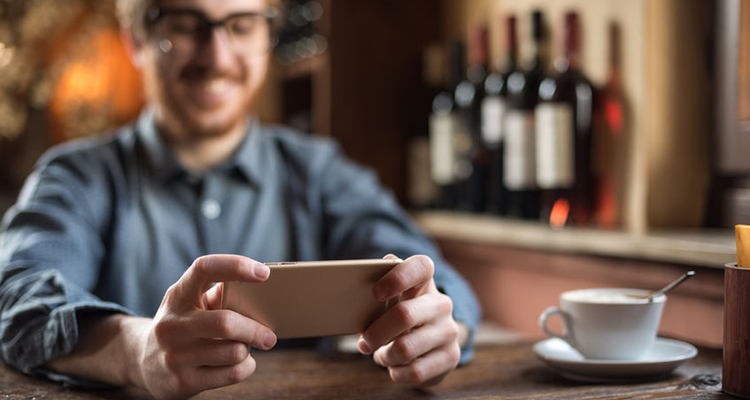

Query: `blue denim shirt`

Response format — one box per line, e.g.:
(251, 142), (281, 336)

(0, 110), (481, 384)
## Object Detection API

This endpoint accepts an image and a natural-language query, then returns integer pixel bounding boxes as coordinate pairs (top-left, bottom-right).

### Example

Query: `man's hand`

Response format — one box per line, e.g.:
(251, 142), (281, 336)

(357, 255), (462, 386)
(135, 255), (277, 399)
(48, 255), (276, 400)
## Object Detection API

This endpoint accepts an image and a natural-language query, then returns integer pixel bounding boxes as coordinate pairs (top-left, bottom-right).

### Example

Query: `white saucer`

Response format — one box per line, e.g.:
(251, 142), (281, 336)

(533, 337), (698, 382)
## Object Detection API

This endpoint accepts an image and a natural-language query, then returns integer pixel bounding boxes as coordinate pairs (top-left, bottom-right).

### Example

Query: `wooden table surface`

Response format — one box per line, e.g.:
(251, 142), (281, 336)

(0, 341), (728, 399)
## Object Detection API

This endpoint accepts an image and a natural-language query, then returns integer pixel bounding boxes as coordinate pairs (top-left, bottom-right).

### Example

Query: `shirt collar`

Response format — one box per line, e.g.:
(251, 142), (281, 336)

(135, 109), (266, 187)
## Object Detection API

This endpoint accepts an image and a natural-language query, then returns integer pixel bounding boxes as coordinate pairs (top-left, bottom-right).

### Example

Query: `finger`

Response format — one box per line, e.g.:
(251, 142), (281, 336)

(205, 282), (224, 310)
(359, 293), (453, 354)
(372, 255), (434, 302)
(179, 255), (269, 304)
(387, 343), (460, 387)
(191, 354), (258, 391)
(193, 310), (277, 350)
(175, 339), (251, 368)
(373, 320), (459, 367)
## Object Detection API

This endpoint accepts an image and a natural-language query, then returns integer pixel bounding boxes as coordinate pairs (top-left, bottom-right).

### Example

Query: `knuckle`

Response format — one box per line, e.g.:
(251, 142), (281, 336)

(153, 318), (176, 344)
(227, 342), (249, 364)
(391, 269), (411, 289)
(413, 256), (435, 278)
(228, 358), (256, 383)
(175, 371), (195, 393)
(446, 322), (460, 343)
(399, 364), (427, 385)
(163, 283), (180, 302)
(212, 311), (235, 336)
(437, 293), (454, 314)
(393, 302), (416, 327)
(226, 366), (244, 384)
(192, 255), (211, 276)
(162, 351), (179, 370)
(393, 338), (417, 362)
(449, 344), (461, 366)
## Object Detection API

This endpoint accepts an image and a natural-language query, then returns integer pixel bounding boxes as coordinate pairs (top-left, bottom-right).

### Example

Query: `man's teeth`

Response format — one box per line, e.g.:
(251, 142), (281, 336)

(204, 79), (229, 93)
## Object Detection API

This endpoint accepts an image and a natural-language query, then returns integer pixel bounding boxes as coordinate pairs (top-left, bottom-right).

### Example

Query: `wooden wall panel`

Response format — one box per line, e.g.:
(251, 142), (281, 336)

(437, 238), (725, 348)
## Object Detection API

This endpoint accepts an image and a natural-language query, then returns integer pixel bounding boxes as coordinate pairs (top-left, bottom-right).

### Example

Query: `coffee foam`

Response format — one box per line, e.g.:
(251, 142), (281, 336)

(562, 289), (666, 304)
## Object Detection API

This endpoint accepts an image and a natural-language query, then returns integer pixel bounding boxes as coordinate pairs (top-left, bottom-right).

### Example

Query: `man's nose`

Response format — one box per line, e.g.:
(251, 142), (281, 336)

(197, 27), (237, 69)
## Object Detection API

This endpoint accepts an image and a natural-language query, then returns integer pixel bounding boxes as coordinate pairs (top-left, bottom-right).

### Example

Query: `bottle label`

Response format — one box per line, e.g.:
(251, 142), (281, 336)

(429, 113), (457, 185)
(481, 96), (506, 147)
(535, 102), (574, 189)
(503, 110), (535, 190)
(407, 137), (438, 206)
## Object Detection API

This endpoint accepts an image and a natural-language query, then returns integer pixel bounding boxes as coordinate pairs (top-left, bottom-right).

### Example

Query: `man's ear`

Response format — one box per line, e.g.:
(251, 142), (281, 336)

(120, 26), (145, 69)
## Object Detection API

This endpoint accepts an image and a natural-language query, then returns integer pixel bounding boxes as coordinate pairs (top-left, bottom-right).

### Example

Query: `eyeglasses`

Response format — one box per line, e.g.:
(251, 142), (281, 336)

(146, 7), (280, 56)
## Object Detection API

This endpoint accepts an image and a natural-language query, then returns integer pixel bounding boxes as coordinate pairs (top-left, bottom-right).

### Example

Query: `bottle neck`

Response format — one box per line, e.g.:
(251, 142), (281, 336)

(525, 10), (546, 71)
(447, 40), (466, 88)
(557, 12), (581, 72)
(607, 22), (622, 88)
(504, 16), (518, 72)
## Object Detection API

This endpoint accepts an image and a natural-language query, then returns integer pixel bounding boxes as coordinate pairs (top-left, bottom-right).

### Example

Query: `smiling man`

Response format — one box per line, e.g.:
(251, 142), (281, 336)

(0, 0), (480, 398)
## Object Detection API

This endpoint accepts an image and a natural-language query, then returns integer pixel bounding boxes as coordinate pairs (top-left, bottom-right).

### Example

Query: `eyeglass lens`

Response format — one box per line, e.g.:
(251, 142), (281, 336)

(154, 10), (274, 55)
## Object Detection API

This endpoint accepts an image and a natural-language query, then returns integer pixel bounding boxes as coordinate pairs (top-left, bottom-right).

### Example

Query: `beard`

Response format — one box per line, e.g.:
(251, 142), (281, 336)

(146, 58), (260, 144)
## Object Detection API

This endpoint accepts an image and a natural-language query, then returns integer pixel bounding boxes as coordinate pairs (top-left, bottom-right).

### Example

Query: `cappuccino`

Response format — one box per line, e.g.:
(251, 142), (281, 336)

(540, 287), (666, 360)
(562, 288), (666, 304)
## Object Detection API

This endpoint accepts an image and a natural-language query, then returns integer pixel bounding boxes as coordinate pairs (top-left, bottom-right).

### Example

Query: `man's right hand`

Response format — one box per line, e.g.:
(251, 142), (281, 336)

(48, 255), (276, 400)
(135, 255), (277, 399)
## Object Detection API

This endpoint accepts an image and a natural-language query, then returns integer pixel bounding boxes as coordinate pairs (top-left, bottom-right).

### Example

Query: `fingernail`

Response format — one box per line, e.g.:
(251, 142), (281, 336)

(358, 337), (372, 354)
(256, 264), (270, 280)
(264, 332), (277, 349)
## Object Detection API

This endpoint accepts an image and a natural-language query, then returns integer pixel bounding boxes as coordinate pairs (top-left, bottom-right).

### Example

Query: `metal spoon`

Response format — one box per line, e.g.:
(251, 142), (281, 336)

(643, 270), (696, 302)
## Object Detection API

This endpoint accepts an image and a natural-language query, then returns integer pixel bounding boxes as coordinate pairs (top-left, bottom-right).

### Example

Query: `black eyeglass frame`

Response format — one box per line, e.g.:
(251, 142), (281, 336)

(144, 7), (281, 48)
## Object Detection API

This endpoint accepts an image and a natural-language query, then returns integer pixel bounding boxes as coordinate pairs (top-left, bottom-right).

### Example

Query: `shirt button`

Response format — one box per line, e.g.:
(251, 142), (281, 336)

(201, 199), (222, 220)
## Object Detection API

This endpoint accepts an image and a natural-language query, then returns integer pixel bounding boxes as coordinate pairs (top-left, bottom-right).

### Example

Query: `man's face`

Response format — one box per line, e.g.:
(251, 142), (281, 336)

(135, 0), (272, 141)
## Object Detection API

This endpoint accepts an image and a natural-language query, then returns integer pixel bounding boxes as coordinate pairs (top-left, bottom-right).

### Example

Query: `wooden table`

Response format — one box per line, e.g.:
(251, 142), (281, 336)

(0, 341), (728, 399)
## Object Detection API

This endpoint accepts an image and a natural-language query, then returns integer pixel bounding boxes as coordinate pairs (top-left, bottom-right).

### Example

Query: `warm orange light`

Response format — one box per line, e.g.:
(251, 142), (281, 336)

(49, 26), (144, 143)
(550, 198), (570, 229)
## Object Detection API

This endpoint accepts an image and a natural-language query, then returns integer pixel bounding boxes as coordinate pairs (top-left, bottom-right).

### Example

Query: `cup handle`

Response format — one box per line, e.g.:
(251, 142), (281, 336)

(539, 306), (576, 348)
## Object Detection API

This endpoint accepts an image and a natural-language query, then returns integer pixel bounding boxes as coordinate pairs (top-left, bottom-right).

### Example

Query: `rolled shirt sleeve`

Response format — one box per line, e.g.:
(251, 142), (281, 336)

(0, 146), (134, 382)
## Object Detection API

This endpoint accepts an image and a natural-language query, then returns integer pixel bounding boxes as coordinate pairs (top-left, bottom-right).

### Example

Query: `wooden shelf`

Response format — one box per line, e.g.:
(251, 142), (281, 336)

(413, 211), (736, 268)
(280, 53), (328, 80)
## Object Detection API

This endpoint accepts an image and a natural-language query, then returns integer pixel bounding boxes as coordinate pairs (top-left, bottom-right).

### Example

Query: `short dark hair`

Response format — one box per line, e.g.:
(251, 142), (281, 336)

(116, 0), (286, 41)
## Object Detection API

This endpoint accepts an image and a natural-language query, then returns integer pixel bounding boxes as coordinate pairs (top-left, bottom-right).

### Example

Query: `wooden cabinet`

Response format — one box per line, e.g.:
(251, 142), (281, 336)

(267, 1), (731, 347)
(266, 0), (444, 202)
(440, 0), (716, 233)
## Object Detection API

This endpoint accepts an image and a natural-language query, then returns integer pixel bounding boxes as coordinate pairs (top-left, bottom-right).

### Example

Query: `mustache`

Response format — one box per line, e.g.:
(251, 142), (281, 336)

(179, 63), (245, 82)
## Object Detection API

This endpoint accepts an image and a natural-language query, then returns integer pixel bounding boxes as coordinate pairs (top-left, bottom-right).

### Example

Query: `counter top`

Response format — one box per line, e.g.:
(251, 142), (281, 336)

(413, 211), (736, 268)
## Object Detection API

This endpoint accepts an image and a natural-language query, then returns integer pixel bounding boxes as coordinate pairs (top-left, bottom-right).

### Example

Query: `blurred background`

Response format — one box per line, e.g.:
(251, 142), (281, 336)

(0, 0), (747, 345)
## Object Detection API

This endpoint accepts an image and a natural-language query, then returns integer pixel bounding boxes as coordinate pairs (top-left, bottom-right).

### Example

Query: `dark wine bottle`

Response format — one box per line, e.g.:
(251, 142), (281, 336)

(535, 11), (595, 227)
(481, 15), (517, 215)
(454, 25), (491, 212)
(504, 10), (546, 220)
(429, 40), (469, 210)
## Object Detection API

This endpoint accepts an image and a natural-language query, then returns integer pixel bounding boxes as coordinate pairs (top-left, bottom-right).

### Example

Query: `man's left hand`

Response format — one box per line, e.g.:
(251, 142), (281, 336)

(357, 255), (462, 386)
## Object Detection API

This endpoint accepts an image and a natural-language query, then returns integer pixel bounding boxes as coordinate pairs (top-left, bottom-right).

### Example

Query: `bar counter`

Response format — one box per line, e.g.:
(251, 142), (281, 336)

(0, 339), (728, 399)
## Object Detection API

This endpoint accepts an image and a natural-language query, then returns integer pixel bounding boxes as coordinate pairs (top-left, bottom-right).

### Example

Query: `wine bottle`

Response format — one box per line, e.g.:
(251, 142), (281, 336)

(429, 40), (469, 210)
(407, 44), (444, 209)
(593, 22), (627, 228)
(481, 15), (517, 215)
(454, 25), (491, 212)
(535, 11), (595, 227)
(504, 10), (546, 220)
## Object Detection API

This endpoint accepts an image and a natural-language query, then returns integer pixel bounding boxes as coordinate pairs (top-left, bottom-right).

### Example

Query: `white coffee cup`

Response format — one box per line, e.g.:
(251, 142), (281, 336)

(538, 288), (666, 360)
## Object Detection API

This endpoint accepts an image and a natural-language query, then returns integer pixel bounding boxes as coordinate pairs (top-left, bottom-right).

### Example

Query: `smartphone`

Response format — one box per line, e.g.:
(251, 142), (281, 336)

(221, 258), (403, 339)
